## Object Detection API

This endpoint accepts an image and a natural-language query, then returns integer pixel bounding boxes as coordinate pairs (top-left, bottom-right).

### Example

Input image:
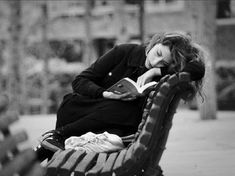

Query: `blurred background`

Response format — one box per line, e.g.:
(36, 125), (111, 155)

(0, 0), (234, 116)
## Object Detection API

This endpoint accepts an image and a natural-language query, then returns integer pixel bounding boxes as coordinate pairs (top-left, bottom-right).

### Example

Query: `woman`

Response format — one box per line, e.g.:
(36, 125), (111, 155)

(35, 32), (206, 161)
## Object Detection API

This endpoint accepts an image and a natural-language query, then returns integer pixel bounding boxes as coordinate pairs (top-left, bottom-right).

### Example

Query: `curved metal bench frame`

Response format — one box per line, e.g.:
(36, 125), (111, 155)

(45, 72), (196, 176)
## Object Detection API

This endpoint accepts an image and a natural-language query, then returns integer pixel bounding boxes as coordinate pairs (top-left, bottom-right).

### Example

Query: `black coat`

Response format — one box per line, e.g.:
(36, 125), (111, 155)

(56, 44), (155, 130)
(56, 43), (205, 134)
(72, 44), (149, 98)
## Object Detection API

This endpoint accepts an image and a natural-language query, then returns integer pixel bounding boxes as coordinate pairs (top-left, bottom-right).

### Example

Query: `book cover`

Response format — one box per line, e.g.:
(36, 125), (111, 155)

(107, 77), (157, 96)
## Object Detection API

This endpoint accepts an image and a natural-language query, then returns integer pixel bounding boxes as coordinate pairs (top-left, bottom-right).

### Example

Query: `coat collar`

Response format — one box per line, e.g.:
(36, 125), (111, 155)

(127, 45), (146, 68)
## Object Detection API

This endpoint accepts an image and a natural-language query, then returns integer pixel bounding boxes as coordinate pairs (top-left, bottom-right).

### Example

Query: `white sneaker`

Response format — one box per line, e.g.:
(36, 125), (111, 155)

(65, 132), (124, 153)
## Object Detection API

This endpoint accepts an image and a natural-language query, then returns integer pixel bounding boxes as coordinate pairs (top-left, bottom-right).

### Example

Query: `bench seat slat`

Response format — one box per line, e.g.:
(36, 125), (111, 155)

(58, 150), (86, 176)
(46, 149), (74, 176)
(73, 152), (97, 176)
(121, 143), (135, 171)
(113, 149), (127, 174)
(86, 152), (108, 176)
(100, 152), (118, 176)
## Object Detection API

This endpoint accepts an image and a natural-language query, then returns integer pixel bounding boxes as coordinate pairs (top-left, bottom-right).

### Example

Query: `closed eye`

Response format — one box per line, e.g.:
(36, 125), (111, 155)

(156, 50), (162, 57)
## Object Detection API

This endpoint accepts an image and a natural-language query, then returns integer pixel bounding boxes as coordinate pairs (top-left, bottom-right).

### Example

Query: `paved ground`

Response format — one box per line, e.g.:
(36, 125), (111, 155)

(10, 109), (235, 176)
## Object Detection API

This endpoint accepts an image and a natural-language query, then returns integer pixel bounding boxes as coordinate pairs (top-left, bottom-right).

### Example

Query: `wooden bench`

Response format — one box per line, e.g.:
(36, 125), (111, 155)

(45, 72), (196, 176)
(0, 94), (45, 176)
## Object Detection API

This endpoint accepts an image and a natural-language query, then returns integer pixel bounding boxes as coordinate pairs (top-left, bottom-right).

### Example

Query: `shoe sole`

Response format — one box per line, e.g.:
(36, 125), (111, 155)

(41, 140), (63, 152)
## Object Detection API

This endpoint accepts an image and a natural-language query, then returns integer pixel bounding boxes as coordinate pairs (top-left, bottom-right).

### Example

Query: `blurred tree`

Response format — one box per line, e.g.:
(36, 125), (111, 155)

(125, 0), (140, 5)
(7, 0), (23, 113)
(41, 1), (50, 114)
(114, 0), (129, 44)
(190, 0), (217, 120)
(138, 0), (145, 44)
(217, 0), (231, 18)
(83, 0), (95, 66)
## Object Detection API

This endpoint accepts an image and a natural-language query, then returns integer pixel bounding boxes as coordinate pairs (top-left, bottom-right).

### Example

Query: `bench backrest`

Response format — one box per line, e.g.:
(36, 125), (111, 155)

(112, 72), (196, 175)
(45, 72), (196, 176)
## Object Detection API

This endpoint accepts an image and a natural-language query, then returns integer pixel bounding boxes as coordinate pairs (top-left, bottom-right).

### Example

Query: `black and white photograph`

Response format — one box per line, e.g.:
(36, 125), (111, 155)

(0, 0), (234, 176)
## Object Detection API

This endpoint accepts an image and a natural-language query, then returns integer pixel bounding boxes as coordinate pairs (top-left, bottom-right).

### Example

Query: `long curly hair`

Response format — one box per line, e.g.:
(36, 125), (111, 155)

(145, 32), (206, 98)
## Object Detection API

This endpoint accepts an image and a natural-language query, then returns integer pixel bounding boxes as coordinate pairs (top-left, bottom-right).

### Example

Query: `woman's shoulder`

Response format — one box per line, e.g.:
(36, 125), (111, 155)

(115, 43), (144, 52)
(115, 43), (145, 56)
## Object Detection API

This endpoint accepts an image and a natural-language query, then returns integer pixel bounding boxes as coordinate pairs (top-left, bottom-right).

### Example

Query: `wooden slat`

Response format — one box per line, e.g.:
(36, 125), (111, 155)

(86, 153), (108, 176)
(168, 74), (179, 86)
(148, 91), (156, 99)
(138, 131), (151, 146)
(73, 152), (97, 176)
(142, 109), (149, 119)
(159, 83), (170, 95)
(45, 149), (62, 167)
(58, 150), (86, 176)
(144, 116), (157, 133)
(132, 141), (147, 159)
(145, 99), (153, 109)
(100, 152), (118, 176)
(121, 143), (135, 170)
(113, 149), (127, 174)
(46, 149), (75, 176)
(179, 72), (190, 82)
(152, 94), (164, 108)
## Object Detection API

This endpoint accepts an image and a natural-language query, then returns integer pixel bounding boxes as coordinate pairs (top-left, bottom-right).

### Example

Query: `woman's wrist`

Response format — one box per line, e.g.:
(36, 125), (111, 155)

(150, 67), (161, 76)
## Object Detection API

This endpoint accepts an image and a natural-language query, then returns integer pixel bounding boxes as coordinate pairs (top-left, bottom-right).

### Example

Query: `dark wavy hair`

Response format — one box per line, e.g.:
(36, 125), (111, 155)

(145, 32), (206, 98)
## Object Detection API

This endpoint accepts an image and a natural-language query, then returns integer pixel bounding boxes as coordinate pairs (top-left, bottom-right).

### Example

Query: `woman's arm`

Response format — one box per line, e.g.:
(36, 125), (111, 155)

(72, 45), (127, 98)
(136, 67), (162, 87)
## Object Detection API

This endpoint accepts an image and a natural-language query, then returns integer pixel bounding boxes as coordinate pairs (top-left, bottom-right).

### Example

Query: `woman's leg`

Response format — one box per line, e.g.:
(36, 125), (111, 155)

(55, 96), (98, 129)
(60, 112), (136, 138)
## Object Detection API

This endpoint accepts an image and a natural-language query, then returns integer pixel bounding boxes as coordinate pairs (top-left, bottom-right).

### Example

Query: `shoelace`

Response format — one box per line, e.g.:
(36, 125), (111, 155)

(65, 133), (108, 148)
(65, 132), (125, 153)
(38, 130), (60, 143)
(79, 133), (107, 147)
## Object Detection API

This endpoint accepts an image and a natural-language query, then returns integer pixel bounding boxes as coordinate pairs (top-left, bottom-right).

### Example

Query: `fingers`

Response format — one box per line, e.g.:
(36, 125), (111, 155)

(0, 149), (39, 176)
(0, 131), (28, 161)
(119, 92), (131, 98)
(122, 96), (137, 101)
(119, 93), (137, 101)
(0, 112), (19, 131)
(103, 91), (136, 101)
(137, 76), (145, 87)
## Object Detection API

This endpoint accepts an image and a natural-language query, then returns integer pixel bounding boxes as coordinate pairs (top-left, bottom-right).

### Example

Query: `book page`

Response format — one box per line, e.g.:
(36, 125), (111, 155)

(139, 81), (157, 93)
(107, 77), (156, 96)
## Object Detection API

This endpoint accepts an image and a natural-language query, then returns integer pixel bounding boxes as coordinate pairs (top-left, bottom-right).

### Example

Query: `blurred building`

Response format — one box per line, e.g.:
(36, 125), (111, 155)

(27, 0), (235, 62)
(36, 0), (192, 61)
(1, 0), (234, 63)
(0, 0), (234, 112)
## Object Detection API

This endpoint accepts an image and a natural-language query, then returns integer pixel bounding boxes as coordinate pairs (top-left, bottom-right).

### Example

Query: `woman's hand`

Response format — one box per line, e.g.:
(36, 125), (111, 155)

(137, 68), (161, 87)
(102, 91), (137, 101)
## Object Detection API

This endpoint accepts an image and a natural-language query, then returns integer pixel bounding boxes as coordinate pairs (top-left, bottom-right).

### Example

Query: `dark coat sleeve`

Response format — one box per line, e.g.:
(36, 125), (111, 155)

(72, 45), (127, 98)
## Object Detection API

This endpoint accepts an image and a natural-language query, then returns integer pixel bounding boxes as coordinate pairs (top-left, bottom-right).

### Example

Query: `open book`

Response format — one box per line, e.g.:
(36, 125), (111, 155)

(107, 77), (157, 96)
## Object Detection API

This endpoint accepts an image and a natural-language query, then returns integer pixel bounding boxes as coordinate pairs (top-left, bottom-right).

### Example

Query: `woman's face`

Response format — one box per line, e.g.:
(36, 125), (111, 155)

(145, 43), (172, 69)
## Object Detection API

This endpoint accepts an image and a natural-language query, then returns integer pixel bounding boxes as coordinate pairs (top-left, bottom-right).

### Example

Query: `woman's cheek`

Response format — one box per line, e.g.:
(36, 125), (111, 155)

(145, 57), (150, 69)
